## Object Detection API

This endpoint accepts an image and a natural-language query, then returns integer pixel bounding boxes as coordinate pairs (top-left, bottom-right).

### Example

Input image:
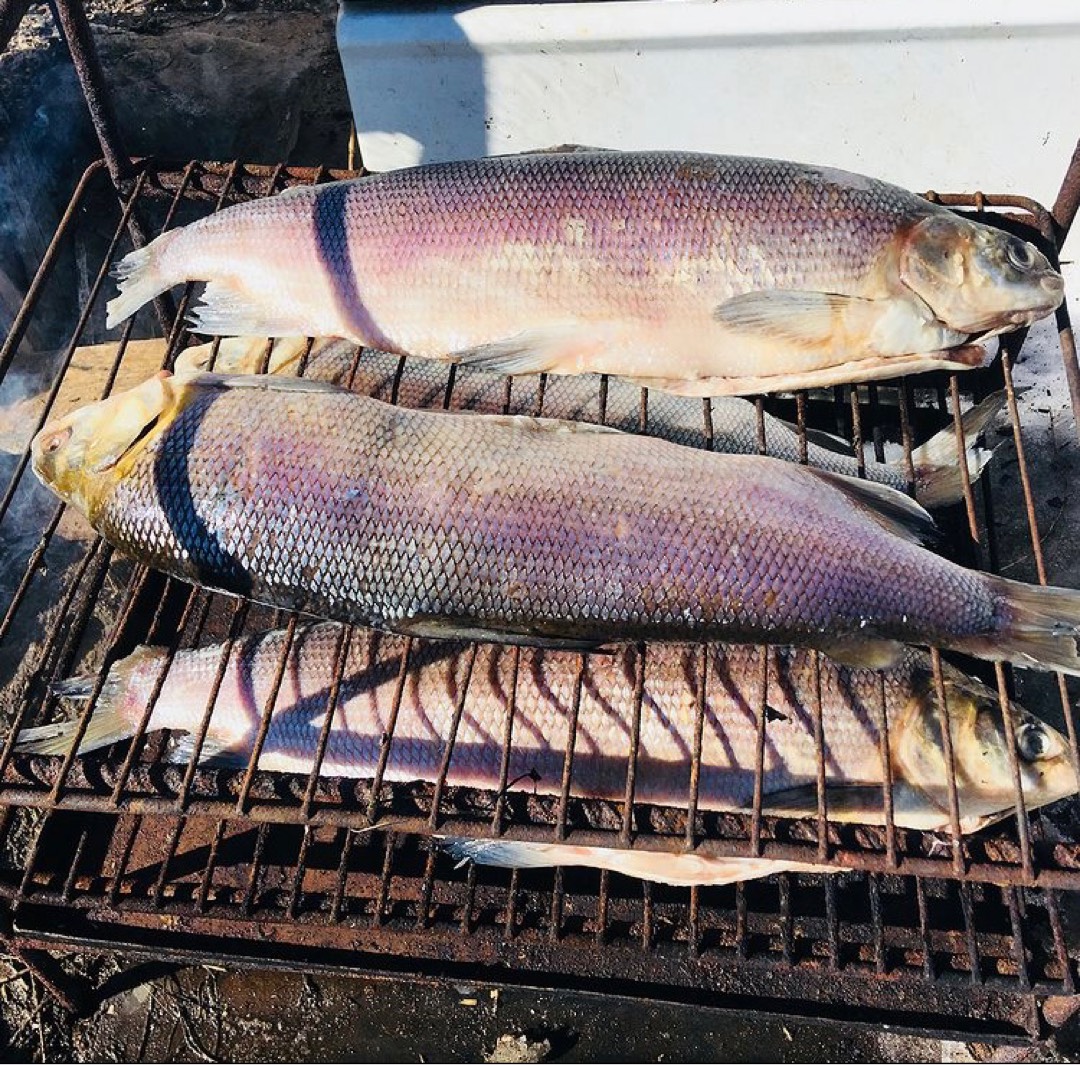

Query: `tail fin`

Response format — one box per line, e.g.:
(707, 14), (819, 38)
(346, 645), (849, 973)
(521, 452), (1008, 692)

(913, 392), (1007, 508)
(105, 231), (179, 329)
(958, 576), (1080, 675)
(15, 649), (159, 756)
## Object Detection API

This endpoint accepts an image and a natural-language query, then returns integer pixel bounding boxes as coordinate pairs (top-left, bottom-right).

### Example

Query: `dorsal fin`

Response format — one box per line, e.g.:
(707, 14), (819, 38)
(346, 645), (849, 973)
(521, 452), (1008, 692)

(179, 371), (345, 396)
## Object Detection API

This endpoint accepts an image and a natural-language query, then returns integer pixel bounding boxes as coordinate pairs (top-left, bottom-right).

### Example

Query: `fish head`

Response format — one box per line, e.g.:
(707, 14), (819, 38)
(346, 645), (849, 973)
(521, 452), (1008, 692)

(895, 666), (1077, 832)
(31, 371), (178, 520)
(899, 213), (1064, 337)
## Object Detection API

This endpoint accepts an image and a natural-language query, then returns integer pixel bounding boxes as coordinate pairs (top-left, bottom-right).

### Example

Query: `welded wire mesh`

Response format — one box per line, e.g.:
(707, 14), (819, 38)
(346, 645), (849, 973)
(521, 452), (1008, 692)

(0, 159), (1078, 1032)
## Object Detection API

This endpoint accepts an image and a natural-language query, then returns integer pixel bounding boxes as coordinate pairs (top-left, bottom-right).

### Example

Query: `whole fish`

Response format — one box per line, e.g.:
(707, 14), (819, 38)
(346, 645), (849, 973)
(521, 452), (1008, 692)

(105, 151), (1063, 396)
(16, 623), (1076, 886)
(175, 336), (1006, 509)
(30, 372), (1080, 675)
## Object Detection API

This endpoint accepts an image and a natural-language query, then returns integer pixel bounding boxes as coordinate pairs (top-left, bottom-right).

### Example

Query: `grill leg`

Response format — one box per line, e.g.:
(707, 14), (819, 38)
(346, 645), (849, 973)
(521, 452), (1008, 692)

(0, 934), (86, 1014)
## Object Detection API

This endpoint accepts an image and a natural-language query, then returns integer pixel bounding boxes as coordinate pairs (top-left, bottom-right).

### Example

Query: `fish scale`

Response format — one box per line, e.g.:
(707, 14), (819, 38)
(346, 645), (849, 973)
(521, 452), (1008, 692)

(34, 371), (1080, 674)
(20, 622), (1077, 850)
(88, 377), (996, 649)
(108, 152), (1062, 395)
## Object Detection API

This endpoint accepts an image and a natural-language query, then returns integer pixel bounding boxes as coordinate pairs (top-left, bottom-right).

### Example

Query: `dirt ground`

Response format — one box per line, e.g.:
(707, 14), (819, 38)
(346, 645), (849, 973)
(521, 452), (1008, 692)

(2, 2), (1080, 1062)
(3, 959), (1067, 1064)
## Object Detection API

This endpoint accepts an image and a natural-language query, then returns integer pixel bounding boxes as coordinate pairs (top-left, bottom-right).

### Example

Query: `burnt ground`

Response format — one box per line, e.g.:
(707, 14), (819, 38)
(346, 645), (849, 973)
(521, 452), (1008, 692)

(0, 961), (1058, 1064)
(2, 2), (1080, 1061)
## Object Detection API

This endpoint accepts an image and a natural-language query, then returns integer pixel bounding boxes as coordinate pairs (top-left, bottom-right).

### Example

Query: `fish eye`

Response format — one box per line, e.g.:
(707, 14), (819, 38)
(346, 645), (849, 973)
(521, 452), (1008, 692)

(1006, 239), (1037, 271)
(1017, 722), (1051, 762)
(42, 427), (71, 454)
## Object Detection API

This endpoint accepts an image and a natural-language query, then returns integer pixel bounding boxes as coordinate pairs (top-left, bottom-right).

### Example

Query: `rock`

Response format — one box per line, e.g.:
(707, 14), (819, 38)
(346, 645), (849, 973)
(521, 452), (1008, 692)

(95, 25), (310, 163)
(484, 1033), (553, 1064)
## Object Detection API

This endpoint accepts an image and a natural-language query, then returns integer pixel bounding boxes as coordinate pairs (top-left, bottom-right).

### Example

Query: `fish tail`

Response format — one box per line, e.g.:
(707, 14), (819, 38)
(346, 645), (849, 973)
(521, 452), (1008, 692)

(912, 392), (1007, 508)
(105, 230), (180, 329)
(958, 576), (1080, 676)
(16, 649), (162, 756)
(437, 837), (832, 887)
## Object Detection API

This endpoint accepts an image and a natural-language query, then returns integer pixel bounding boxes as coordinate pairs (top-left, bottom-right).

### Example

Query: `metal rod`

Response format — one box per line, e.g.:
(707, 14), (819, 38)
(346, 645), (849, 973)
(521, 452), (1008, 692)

(554, 655), (587, 842)
(1050, 138), (1080, 244)
(0, 160), (104, 385)
(52, 0), (132, 187)
(618, 645), (647, 846)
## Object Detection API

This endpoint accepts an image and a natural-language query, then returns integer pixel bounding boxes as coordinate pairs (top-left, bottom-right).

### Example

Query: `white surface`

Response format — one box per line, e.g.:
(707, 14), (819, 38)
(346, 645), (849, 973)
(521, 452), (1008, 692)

(338, 0), (1080, 235)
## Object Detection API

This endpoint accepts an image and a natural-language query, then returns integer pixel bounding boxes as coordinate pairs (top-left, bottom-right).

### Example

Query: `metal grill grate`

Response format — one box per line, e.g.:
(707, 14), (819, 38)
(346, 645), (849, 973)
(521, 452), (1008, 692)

(0, 808), (1072, 1041)
(2, 152), (1080, 1036)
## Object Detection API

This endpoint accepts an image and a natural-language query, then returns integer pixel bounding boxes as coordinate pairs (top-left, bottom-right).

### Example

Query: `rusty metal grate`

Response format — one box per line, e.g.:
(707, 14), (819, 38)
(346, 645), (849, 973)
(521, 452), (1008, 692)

(0, 807), (1073, 1041)
(2, 151), (1080, 1036)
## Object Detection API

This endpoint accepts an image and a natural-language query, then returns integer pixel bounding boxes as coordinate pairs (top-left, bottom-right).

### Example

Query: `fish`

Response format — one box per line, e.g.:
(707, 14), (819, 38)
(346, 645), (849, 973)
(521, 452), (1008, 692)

(173, 336), (1007, 509)
(104, 151), (1064, 396)
(29, 371), (1080, 675)
(16, 623), (1077, 886)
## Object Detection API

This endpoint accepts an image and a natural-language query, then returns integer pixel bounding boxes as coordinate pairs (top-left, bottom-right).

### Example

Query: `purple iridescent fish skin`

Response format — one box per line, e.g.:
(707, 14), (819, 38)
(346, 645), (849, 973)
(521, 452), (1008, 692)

(105, 152), (1062, 395)
(28, 372), (1080, 675)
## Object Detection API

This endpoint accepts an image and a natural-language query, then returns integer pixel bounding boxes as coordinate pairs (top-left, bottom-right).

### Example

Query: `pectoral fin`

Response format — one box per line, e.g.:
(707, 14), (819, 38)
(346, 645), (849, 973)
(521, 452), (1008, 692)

(713, 291), (873, 345)
(765, 782), (958, 831)
(764, 783), (888, 820)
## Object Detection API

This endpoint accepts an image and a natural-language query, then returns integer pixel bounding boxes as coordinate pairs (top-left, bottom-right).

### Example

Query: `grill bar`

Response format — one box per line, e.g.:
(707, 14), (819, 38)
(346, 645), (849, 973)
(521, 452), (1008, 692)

(0, 154), (1078, 1040)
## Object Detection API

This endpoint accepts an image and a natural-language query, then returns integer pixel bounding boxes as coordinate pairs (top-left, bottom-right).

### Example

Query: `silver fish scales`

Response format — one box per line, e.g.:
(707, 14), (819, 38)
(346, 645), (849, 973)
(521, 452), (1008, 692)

(19, 622), (1077, 885)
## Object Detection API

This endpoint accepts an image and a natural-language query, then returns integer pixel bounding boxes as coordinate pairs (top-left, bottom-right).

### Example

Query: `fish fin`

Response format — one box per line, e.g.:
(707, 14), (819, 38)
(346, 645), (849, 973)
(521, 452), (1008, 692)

(764, 783), (890, 821)
(183, 372), (344, 395)
(188, 281), (310, 338)
(275, 184), (320, 200)
(912, 391), (1008, 508)
(528, 143), (613, 155)
(49, 674), (95, 700)
(800, 425), (855, 456)
(105, 230), (180, 328)
(392, 615), (604, 651)
(448, 326), (591, 377)
(21, 646), (171, 756)
(810, 637), (906, 670)
(632, 345), (992, 397)
(764, 782), (955, 829)
(438, 838), (562, 871)
(166, 733), (242, 768)
(804, 468), (939, 546)
(713, 290), (873, 344)
(954, 576), (1080, 676)
(436, 837), (833, 887)
(16, 674), (135, 756)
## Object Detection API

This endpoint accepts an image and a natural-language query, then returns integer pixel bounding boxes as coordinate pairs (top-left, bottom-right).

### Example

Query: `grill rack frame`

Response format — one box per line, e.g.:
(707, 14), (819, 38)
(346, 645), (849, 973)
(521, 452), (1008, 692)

(2, 159), (1080, 878)
(3, 0), (1080, 1039)
(0, 808), (1073, 1043)
(1, 157), (1080, 1042)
